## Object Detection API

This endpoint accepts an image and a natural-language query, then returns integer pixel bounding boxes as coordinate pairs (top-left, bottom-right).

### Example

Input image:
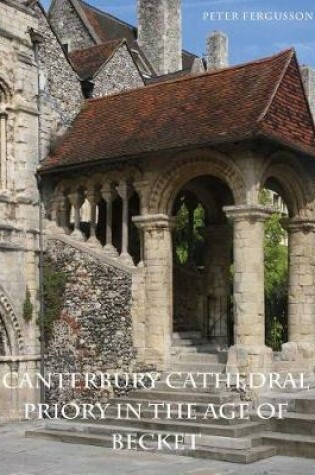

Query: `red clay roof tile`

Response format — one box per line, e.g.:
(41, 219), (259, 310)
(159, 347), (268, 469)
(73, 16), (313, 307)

(69, 41), (122, 80)
(40, 49), (315, 173)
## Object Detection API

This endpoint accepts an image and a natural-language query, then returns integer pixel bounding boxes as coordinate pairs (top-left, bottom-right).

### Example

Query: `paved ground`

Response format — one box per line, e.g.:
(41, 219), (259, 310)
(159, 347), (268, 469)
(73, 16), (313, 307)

(1, 423), (315, 475)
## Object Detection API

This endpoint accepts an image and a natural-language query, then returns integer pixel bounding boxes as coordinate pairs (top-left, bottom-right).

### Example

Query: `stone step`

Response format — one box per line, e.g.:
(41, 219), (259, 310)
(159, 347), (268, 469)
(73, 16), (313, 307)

(169, 363), (226, 373)
(47, 421), (255, 450)
(267, 383), (315, 395)
(153, 382), (222, 393)
(171, 339), (208, 348)
(45, 416), (264, 438)
(172, 332), (203, 340)
(270, 412), (315, 436)
(128, 390), (239, 404)
(108, 397), (242, 415)
(259, 431), (315, 459)
(172, 353), (221, 364)
(291, 397), (315, 414)
(104, 405), (248, 425)
(26, 427), (276, 464)
(170, 345), (226, 357)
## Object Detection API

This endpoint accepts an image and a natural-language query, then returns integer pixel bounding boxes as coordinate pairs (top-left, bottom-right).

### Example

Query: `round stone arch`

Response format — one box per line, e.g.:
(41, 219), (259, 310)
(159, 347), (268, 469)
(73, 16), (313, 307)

(0, 286), (24, 356)
(149, 150), (247, 215)
(259, 152), (313, 218)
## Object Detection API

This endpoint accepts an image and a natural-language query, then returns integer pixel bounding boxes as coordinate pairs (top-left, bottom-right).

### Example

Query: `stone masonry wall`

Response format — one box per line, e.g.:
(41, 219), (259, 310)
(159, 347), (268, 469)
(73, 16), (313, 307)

(33, 4), (83, 160)
(0, 0), (41, 420)
(301, 66), (315, 122)
(49, 0), (95, 52)
(138, 0), (182, 75)
(45, 239), (136, 406)
(93, 44), (144, 97)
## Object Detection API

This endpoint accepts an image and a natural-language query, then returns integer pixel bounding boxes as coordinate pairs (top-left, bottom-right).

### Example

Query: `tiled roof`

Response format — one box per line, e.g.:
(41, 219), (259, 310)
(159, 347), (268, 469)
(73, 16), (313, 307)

(80, 0), (137, 45)
(40, 49), (315, 173)
(69, 41), (122, 80)
(76, 0), (196, 75)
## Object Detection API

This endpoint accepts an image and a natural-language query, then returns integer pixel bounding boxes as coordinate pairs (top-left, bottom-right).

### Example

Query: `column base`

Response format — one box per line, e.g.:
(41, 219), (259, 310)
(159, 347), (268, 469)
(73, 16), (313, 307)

(144, 348), (166, 370)
(44, 220), (66, 236)
(119, 252), (134, 266)
(227, 344), (273, 376)
(86, 236), (102, 250)
(103, 244), (119, 258)
(281, 341), (315, 361)
(70, 229), (86, 242)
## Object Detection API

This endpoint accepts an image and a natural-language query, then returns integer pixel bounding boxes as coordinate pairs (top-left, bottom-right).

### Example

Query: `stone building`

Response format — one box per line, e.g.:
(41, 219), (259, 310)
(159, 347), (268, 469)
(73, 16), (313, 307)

(1, 0), (315, 419)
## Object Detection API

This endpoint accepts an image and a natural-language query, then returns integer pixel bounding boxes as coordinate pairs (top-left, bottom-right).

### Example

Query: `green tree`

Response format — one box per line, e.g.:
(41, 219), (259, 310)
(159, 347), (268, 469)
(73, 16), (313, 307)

(260, 190), (288, 349)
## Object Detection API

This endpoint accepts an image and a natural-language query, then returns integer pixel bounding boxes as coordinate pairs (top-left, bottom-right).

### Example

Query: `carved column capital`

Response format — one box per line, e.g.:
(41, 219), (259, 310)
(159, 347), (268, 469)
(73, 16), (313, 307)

(282, 217), (315, 234)
(101, 182), (117, 202)
(68, 190), (84, 209)
(224, 205), (273, 223)
(116, 180), (133, 201)
(86, 188), (101, 206)
(133, 214), (176, 232)
(133, 180), (151, 214)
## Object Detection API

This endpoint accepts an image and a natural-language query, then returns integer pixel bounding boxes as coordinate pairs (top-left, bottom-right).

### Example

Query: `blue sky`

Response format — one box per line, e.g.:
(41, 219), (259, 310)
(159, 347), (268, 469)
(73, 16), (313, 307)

(42, 0), (315, 68)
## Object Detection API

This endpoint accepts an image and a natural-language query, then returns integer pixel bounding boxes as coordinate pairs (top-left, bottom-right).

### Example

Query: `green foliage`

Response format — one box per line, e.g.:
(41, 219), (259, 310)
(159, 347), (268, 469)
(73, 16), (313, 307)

(267, 317), (284, 351)
(264, 213), (288, 299)
(174, 202), (205, 265)
(259, 188), (273, 206)
(42, 259), (68, 342)
(23, 287), (33, 322)
(260, 188), (288, 348)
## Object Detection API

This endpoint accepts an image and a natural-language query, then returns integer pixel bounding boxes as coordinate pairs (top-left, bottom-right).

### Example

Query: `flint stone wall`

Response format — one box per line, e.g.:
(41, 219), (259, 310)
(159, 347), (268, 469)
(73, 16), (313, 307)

(45, 239), (136, 406)
(93, 44), (144, 97)
(33, 4), (83, 160)
(49, 0), (94, 51)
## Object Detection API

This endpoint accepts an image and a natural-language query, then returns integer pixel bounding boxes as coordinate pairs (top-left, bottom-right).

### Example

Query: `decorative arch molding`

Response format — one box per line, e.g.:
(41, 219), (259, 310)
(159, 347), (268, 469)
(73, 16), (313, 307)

(260, 152), (313, 218)
(148, 150), (247, 215)
(0, 286), (24, 355)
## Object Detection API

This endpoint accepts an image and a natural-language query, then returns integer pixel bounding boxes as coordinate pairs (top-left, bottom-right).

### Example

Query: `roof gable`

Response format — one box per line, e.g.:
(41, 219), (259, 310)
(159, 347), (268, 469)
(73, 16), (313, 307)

(69, 40), (123, 80)
(260, 53), (315, 155)
(79, 0), (137, 45)
(40, 49), (315, 172)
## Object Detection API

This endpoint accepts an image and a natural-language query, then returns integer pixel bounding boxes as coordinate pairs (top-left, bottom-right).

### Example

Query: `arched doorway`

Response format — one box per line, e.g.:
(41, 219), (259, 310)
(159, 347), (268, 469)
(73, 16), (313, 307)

(172, 175), (234, 348)
(259, 155), (313, 354)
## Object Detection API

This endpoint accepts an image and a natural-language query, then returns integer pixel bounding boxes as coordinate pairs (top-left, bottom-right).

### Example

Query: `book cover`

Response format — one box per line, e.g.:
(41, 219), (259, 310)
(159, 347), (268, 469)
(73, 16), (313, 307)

(0, 0), (314, 473)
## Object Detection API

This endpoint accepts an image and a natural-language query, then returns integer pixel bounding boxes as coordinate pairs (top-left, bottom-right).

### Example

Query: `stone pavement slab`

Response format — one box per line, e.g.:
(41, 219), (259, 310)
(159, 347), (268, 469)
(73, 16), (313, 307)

(0, 423), (315, 475)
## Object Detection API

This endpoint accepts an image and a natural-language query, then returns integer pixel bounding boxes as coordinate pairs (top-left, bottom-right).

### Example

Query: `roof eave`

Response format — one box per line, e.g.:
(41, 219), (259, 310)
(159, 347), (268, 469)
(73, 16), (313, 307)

(258, 131), (315, 159)
(38, 132), (255, 176)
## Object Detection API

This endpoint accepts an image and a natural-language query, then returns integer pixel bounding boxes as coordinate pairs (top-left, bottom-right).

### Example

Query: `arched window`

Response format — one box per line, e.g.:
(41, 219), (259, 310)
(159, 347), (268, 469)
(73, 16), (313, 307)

(0, 78), (11, 190)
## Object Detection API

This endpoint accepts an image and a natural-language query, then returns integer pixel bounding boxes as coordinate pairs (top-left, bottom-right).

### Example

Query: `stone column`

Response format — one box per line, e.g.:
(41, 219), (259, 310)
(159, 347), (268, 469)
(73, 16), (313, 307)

(59, 194), (71, 235)
(117, 181), (133, 266)
(282, 219), (315, 361)
(0, 113), (7, 190)
(134, 181), (151, 267)
(101, 183), (119, 257)
(46, 192), (68, 235)
(68, 190), (85, 242)
(133, 215), (175, 368)
(86, 188), (102, 249)
(224, 205), (273, 375)
(206, 31), (229, 70)
(204, 224), (232, 346)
